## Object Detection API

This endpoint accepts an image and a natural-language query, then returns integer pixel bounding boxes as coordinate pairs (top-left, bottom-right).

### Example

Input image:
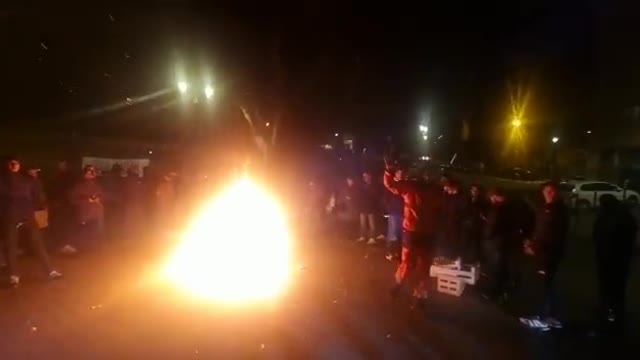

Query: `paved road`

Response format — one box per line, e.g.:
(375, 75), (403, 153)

(0, 236), (630, 359)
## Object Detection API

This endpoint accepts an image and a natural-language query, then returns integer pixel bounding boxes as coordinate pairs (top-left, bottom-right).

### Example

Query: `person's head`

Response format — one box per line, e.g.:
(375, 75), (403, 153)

(489, 188), (506, 204)
(27, 167), (40, 178)
(394, 169), (406, 181)
(346, 177), (355, 187)
(599, 194), (617, 209)
(83, 165), (97, 180)
(362, 172), (372, 184)
(447, 180), (460, 195)
(541, 181), (559, 204)
(7, 157), (20, 173)
(470, 184), (482, 199)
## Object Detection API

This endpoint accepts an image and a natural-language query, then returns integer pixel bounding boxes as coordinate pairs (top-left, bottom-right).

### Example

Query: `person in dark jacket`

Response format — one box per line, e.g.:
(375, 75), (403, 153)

(592, 194), (636, 332)
(522, 181), (570, 329)
(64, 165), (105, 253)
(483, 188), (520, 301)
(442, 179), (468, 262)
(384, 158), (443, 306)
(384, 169), (405, 260)
(0, 157), (62, 287)
(359, 171), (381, 245)
(463, 184), (489, 264)
(332, 176), (361, 240)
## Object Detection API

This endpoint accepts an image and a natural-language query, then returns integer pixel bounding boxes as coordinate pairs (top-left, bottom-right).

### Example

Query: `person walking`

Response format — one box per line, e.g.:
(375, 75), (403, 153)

(0, 157), (62, 287)
(66, 165), (105, 253)
(442, 179), (468, 264)
(464, 184), (489, 264)
(592, 194), (636, 334)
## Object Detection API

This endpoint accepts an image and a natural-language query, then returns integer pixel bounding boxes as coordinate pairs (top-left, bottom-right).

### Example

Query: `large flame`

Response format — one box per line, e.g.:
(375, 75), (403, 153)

(163, 178), (291, 303)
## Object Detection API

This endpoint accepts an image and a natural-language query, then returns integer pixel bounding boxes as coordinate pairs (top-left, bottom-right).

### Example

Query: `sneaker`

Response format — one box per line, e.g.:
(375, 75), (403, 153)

(376, 234), (386, 240)
(48, 270), (63, 281)
(366, 238), (377, 245)
(356, 237), (366, 242)
(519, 317), (550, 331)
(9, 275), (19, 288)
(385, 253), (394, 261)
(545, 317), (563, 329)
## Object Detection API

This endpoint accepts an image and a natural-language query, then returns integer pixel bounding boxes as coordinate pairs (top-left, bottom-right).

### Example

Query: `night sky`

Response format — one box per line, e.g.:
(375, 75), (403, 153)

(2, 1), (638, 162)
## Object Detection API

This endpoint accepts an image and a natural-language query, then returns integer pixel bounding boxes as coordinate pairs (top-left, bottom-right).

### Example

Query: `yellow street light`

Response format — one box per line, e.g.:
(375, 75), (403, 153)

(511, 118), (522, 128)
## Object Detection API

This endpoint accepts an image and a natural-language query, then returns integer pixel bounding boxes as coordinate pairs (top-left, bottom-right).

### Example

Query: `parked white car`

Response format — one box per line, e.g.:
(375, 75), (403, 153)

(559, 180), (640, 209)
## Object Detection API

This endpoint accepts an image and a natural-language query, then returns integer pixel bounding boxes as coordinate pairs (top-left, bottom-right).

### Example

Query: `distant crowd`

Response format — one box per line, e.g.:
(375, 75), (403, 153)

(0, 156), (178, 288)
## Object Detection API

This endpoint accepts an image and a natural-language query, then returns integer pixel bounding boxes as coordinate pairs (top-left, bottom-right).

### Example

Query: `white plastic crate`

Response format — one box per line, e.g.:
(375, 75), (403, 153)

(429, 264), (479, 285)
(436, 276), (466, 297)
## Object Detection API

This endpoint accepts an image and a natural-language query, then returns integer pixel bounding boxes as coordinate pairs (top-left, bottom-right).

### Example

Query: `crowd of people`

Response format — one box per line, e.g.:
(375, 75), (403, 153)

(324, 157), (636, 335)
(0, 156), (178, 288)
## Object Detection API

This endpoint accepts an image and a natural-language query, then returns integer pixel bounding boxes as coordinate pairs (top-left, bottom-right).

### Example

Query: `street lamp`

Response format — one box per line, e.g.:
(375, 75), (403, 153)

(511, 118), (522, 128)
(177, 81), (189, 94)
(552, 136), (559, 144)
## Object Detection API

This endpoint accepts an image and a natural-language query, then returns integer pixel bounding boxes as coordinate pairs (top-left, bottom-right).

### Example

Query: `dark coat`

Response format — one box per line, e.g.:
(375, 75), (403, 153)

(0, 173), (37, 222)
(531, 199), (570, 269)
(593, 198), (636, 264)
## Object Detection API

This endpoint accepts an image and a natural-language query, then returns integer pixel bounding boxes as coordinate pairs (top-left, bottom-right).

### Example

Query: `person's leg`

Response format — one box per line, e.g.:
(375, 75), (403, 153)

(540, 263), (560, 320)
(611, 255), (632, 326)
(5, 223), (20, 277)
(386, 215), (399, 253)
(367, 213), (376, 239)
(26, 221), (52, 275)
(358, 213), (366, 239)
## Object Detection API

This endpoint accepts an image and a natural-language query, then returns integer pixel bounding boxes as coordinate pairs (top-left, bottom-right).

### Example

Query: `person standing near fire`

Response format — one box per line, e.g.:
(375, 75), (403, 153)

(383, 157), (442, 308)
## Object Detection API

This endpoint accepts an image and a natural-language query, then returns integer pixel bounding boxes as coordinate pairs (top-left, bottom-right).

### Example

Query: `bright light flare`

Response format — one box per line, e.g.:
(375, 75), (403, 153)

(177, 81), (189, 94)
(511, 118), (522, 127)
(552, 136), (559, 144)
(163, 178), (291, 303)
(204, 85), (214, 99)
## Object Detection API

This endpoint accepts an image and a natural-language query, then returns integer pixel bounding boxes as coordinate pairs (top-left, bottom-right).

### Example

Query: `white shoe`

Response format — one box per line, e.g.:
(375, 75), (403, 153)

(9, 275), (19, 288)
(48, 270), (63, 280)
(60, 245), (78, 255)
(356, 237), (366, 242)
(367, 238), (376, 245)
(545, 317), (563, 329)
(385, 253), (394, 261)
(376, 234), (386, 240)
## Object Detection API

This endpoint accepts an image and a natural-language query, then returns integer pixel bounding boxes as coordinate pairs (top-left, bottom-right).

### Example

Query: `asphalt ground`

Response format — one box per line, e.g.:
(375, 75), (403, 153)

(0, 226), (637, 359)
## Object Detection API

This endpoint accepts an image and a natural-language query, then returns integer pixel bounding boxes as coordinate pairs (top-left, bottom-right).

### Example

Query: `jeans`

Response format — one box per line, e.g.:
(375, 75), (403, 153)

(359, 213), (375, 238)
(72, 219), (103, 252)
(3, 218), (52, 276)
(387, 214), (402, 252)
(539, 264), (560, 319)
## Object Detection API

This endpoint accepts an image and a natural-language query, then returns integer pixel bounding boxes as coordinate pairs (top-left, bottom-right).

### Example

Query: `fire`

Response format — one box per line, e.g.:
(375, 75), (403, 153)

(163, 178), (291, 303)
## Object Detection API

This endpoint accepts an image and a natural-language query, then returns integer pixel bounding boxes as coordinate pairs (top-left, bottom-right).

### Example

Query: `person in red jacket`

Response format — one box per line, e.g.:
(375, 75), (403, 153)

(384, 158), (443, 306)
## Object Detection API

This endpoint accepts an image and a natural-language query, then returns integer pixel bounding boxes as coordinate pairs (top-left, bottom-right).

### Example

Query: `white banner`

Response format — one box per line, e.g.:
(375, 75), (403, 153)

(82, 157), (150, 177)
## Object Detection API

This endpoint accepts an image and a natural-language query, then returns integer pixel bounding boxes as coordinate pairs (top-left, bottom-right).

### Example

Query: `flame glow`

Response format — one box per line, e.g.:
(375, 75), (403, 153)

(163, 178), (291, 303)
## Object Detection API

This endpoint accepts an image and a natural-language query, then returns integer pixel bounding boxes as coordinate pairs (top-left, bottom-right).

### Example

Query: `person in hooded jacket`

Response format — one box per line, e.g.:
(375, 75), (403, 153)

(0, 157), (62, 287)
(592, 194), (636, 333)
(384, 158), (443, 307)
